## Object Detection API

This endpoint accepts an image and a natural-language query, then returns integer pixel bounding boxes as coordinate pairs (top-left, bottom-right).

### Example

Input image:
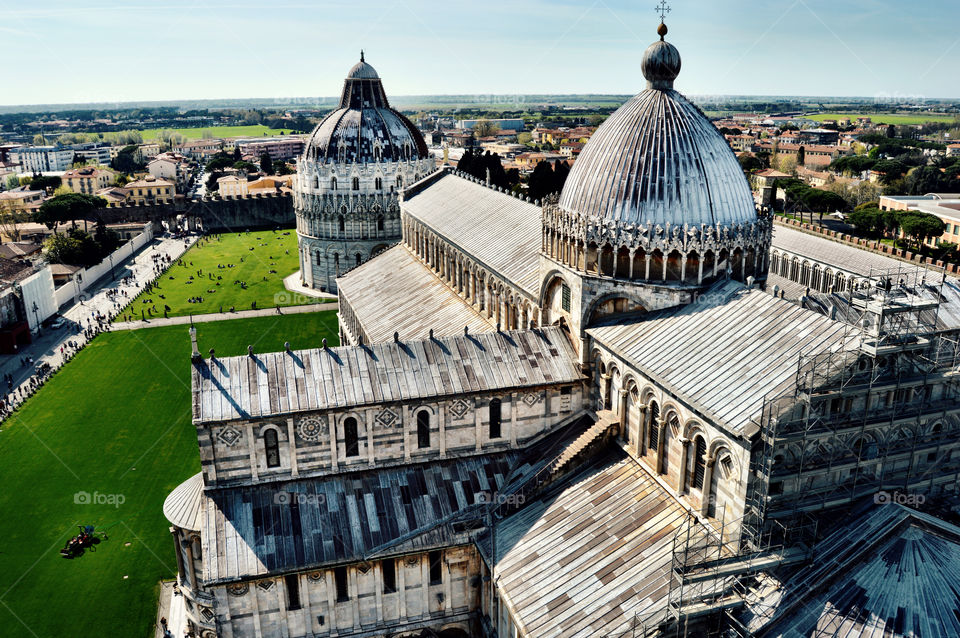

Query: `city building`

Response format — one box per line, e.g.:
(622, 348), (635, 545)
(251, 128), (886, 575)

(292, 53), (435, 293)
(10, 142), (112, 172)
(123, 175), (174, 205)
(176, 138), (224, 158)
(62, 166), (117, 194)
(148, 153), (191, 193)
(236, 136), (306, 162)
(164, 24), (960, 638)
(455, 118), (525, 132)
(880, 193), (960, 247)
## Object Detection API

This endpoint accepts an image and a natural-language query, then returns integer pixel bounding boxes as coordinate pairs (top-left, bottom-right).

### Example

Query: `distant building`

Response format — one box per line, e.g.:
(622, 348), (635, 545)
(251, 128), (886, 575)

(880, 193), (960, 247)
(175, 138), (223, 158)
(797, 128), (840, 145)
(148, 153), (191, 193)
(235, 136), (305, 162)
(0, 189), (44, 212)
(11, 142), (111, 172)
(62, 166), (117, 194)
(455, 118), (524, 132)
(123, 175), (174, 205)
(947, 143), (960, 157)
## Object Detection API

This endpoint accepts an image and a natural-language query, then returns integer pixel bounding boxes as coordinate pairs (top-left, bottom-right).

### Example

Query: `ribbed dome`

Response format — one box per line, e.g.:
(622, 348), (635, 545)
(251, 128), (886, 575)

(303, 55), (428, 164)
(557, 33), (756, 229)
(347, 52), (379, 79)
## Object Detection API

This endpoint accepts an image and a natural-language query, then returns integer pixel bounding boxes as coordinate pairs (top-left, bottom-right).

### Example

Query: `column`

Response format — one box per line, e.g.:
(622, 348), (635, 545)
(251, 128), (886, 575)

(677, 437), (691, 492)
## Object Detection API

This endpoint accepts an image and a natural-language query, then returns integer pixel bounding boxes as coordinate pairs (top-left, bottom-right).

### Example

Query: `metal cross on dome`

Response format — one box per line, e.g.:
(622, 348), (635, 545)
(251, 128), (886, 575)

(655, 0), (671, 22)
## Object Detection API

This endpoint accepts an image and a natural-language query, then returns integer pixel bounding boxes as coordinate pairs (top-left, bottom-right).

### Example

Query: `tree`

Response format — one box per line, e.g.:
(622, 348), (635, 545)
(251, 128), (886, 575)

(28, 175), (61, 192)
(274, 161), (293, 176)
(848, 207), (884, 237)
(259, 152), (273, 175)
(897, 211), (944, 249)
(35, 193), (107, 233)
(738, 154), (764, 173)
(472, 119), (498, 138)
(517, 132), (533, 145)
(233, 160), (257, 173)
(796, 145), (805, 166)
(206, 171), (225, 192)
(232, 146), (242, 161)
(5, 174), (19, 190)
(111, 145), (144, 173)
(0, 201), (29, 241)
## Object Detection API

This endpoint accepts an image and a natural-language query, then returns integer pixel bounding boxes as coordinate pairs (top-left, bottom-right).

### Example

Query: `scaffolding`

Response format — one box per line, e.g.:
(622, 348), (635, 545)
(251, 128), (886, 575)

(604, 265), (960, 638)
(763, 264), (960, 523)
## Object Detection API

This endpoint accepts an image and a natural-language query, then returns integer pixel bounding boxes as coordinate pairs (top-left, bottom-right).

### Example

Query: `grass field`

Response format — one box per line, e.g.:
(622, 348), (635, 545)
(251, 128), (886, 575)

(809, 112), (959, 125)
(137, 125), (290, 141)
(0, 312), (339, 638)
(117, 230), (328, 322)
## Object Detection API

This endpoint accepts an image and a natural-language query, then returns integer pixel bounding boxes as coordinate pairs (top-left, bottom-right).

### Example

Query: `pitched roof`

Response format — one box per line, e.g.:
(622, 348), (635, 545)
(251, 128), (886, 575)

(401, 170), (542, 298)
(337, 244), (494, 344)
(201, 452), (518, 583)
(191, 324), (581, 424)
(488, 451), (706, 638)
(587, 281), (852, 436)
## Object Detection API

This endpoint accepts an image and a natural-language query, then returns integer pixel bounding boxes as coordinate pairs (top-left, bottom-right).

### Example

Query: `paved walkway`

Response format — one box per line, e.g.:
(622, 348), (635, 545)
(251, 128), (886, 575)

(111, 302), (338, 331)
(0, 234), (197, 419)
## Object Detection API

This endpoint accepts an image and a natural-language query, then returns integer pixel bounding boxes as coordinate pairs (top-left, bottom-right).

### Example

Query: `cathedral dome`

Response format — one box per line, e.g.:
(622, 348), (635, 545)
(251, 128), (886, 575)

(557, 26), (756, 229)
(303, 53), (428, 165)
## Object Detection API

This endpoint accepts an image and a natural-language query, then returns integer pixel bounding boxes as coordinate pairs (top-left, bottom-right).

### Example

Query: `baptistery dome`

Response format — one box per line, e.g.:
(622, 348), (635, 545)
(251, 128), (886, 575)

(294, 53), (435, 294)
(303, 53), (428, 165)
(557, 24), (757, 229)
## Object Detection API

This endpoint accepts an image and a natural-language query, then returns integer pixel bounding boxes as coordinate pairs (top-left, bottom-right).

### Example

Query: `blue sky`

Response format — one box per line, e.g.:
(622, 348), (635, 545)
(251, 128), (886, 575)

(0, 0), (957, 105)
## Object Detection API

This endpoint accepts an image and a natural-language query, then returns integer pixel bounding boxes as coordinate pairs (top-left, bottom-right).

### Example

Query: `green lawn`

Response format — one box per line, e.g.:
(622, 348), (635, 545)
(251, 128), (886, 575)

(809, 112), (959, 126)
(117, 230), (329, 322)
(137, 125), (290, 141)
(0, 312), (338, 638)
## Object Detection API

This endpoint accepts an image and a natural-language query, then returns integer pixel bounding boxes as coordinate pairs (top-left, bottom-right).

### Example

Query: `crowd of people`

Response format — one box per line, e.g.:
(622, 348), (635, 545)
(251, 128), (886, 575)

(0, 235), (195, 422)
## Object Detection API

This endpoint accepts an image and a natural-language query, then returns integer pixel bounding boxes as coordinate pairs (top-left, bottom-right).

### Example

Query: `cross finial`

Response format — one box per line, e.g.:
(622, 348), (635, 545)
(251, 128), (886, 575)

(360, 49), (365, 62)
(655, 0), (671, 22)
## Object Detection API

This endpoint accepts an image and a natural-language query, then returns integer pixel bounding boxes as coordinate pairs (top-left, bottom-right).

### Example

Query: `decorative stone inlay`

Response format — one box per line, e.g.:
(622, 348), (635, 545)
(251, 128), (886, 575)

(227, 583), (248, 596)
(522, 391), (542, 407)
(375, 408), (399, 428)
(449, 398), (471, 419)
(217, 426), (241, 447)
(297, 417), (326, 442)
(257, 579), (274, 591)
(307, 571), (323, 582)
(200, 607), (215, 621)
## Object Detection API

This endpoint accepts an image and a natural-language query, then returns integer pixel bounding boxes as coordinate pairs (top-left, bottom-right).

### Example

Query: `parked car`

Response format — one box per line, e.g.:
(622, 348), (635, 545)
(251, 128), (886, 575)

(49, 318), (65, 329)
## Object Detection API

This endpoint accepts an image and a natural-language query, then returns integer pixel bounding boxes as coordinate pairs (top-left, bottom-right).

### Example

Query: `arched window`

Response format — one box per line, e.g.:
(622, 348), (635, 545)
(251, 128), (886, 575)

(397, 174), (403, 188)
(648, 402), (660, 452)
(264, 429), (280, 468)
(330, 177), (337, 190)
(343, 417), (359, 457)
(489, 399), (502, 439)
(377, 215), (385, 232)
(352, 176), (360, 190)
(338, 215), (345, 232)
(692, 436), (707, 490)
(417, 410), (430, 448)
(375, 177), (382, 190)
(355, 253), (362, 267)
(316, 252), (322, 266)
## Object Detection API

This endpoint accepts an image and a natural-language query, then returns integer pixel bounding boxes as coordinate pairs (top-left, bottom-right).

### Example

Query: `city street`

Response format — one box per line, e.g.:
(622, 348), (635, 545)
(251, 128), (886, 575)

(0, 233), (197, 417)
